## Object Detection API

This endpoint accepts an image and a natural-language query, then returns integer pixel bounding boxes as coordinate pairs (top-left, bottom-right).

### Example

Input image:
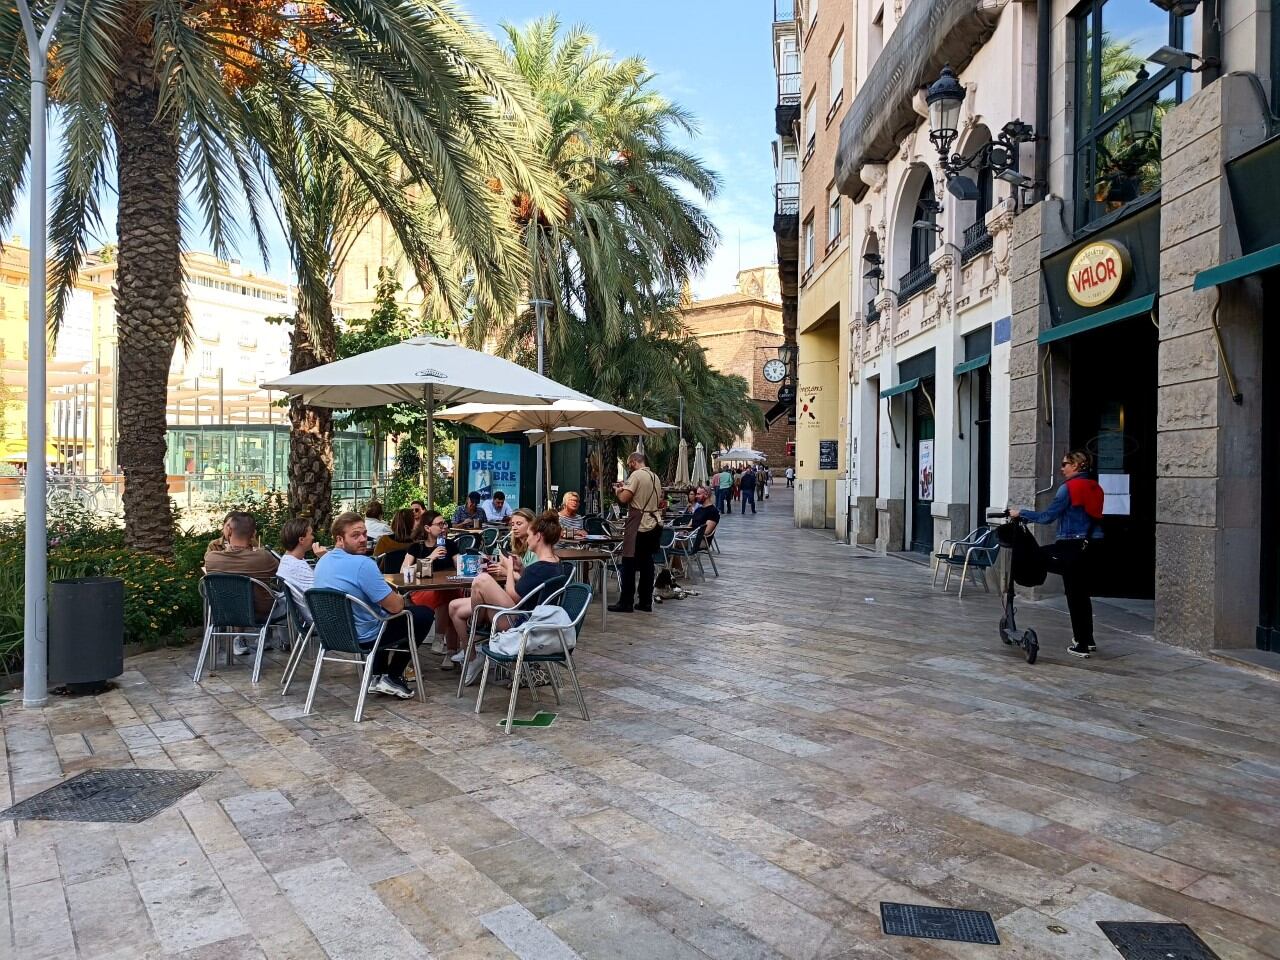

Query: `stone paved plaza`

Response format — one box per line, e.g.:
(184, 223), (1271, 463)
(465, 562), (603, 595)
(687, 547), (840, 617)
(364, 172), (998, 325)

(3, 490), (1280, 959)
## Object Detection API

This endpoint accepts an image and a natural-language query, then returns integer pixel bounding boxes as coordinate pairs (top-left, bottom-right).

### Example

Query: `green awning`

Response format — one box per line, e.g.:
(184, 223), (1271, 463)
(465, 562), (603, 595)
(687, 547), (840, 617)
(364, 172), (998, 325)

(954, 354), (990, 376)
(1038, 295), (1156, 345)
(880, 377), (920, 399)
(1193, 241), (1280, 290)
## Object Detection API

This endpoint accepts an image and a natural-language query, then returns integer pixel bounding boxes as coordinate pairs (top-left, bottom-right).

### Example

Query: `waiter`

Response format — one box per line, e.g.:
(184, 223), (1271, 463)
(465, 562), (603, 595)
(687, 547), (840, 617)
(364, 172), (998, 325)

(610, 451), (665, 613)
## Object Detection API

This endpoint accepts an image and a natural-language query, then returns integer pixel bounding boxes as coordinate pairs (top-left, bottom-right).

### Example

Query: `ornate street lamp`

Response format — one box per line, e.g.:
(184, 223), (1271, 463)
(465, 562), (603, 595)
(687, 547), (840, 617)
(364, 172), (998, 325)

(862, 252), (884, 293)
(778, 342), (798, 368)
(926, 64), (1038, 202)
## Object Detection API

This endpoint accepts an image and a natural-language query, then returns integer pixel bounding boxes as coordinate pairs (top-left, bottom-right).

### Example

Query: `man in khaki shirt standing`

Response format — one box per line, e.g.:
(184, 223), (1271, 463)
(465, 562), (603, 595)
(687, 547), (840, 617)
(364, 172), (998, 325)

(610, 451), (664, 612)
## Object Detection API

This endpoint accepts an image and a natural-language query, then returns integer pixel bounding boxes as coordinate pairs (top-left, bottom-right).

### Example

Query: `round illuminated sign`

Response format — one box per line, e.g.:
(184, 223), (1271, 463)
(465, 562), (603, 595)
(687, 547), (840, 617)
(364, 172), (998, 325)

(1066, 240), (1129, 308)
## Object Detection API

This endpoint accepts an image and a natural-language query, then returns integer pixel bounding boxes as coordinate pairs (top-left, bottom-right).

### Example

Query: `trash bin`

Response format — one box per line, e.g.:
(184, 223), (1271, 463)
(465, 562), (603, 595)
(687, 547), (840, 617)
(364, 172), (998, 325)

(48, 576), (124, 694)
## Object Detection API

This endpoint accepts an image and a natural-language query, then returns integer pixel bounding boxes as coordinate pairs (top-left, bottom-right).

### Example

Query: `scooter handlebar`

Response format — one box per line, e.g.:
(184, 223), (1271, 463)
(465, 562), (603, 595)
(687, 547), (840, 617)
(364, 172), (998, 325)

(986, 509), (1011, 520)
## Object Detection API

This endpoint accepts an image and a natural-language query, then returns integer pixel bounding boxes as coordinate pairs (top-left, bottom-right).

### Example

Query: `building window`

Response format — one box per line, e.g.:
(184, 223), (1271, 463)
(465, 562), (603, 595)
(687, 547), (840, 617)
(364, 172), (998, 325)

(802, 215), (816, 282)
(808, 0), (817, 27)
(898, 176), (938, 302)
(1074, 0), (1189, 229)
(200, 350), (214, 374)
(827, 186), (841, 250)
(869, 5), (884, 69)
(828, 38), (844, 108)
(804, 96), (818, 161)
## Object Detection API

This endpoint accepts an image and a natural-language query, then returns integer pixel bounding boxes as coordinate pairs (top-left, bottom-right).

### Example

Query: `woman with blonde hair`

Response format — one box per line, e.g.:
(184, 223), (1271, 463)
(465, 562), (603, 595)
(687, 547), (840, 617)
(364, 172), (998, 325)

(507, 507), (537, 567)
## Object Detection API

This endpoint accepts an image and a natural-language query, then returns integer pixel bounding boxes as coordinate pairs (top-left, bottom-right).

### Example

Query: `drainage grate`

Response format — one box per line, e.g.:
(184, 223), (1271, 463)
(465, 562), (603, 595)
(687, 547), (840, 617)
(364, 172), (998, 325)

(1098, 922), (1221, 960)
(880, 902), (1000, 945)
(0, 768), (215, 824)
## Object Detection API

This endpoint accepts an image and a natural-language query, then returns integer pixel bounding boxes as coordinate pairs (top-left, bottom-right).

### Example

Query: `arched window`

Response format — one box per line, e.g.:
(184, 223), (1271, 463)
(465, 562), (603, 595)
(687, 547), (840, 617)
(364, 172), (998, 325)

(898, 176), (938, 302)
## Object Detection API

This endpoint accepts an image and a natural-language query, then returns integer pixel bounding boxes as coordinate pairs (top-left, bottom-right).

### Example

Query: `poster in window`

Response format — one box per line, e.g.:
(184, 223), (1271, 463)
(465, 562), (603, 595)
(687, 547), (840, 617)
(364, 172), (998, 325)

(818, 439), (839, 471)
(468, 442), (522, 506)
(918, 439), (934, 501)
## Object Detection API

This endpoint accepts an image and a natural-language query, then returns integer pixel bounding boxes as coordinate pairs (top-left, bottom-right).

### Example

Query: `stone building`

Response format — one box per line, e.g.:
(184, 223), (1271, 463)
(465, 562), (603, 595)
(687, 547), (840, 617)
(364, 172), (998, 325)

(681, 267), (795, 465)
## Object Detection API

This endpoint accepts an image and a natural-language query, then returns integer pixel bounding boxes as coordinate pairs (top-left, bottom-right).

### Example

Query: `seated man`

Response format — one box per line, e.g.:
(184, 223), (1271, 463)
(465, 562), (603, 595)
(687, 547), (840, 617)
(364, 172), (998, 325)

(204, 512), (280, 653)
(661, 485), (719, 593)
(452, 491), (485, 528)
(557, 491), (587, 538)
(480, 490), (513, 524)
(313, 511), (434, 700)
(275, 517), (328, 622)
(363, 499), (393, 542)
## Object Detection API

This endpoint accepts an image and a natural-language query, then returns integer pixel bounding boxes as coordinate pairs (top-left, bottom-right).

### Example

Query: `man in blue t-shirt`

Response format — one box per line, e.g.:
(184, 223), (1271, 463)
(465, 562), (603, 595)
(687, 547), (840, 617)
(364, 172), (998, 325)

(313, 512), (434, 699)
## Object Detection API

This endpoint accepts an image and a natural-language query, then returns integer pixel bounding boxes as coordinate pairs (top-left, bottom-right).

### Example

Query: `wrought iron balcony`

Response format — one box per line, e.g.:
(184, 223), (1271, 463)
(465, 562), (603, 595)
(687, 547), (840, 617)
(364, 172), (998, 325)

(776, 72), (801, 135)
(897, 262), (936, 303)
(775, 182), (799, 216)
(774, 0), (796, 22)
(960, 219), (993, 263)
(777, 72), (801, 106)
(865, 298), (880, 325)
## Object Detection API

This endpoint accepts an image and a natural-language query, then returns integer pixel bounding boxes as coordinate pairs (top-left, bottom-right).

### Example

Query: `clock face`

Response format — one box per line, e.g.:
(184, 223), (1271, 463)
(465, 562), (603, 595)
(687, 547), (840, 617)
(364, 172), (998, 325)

(763, 358), (787, 383)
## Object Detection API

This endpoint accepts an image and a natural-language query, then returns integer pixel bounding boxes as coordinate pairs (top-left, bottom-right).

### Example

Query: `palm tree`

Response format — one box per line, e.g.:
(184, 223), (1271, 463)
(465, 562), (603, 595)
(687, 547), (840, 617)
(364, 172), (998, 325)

(0, 0), (554, 553)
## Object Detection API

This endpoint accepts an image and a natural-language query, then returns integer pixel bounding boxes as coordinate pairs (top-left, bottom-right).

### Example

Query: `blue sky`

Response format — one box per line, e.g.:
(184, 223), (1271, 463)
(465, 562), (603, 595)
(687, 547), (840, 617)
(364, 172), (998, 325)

(9, 1), (776, 301)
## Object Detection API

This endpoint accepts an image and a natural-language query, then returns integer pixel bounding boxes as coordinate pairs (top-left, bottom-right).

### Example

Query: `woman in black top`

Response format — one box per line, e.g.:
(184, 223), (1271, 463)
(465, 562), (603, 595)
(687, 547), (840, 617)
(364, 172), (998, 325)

(401, 511), (464, 665)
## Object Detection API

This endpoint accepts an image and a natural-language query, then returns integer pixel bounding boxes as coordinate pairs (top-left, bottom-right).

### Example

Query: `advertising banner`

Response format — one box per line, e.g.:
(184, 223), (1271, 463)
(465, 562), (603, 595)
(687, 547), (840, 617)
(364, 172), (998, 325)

(468, 442), (522, 506)
(917, 439), (934, 501)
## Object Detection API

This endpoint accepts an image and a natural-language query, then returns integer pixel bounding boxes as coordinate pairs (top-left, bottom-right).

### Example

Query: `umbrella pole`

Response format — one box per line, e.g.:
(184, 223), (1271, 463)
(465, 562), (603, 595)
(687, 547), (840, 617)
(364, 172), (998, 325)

(425, 384), (435, 507)
(544, 433), (552, 509)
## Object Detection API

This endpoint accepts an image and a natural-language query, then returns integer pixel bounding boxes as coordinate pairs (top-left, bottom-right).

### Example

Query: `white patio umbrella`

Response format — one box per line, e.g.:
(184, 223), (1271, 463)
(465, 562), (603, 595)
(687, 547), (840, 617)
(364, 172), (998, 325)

(437, 398), (656, 507)
(261, 336), (587, 503)
(716, 447), (767, 463)
(524, 416), (678, 444)
(691, 442), (709, 487)
(674, 438), (690, 486)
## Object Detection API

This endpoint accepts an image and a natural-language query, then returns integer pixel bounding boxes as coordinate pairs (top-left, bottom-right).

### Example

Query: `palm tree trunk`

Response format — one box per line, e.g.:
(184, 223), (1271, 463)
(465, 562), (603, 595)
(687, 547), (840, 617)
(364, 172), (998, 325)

(288, 294), (335, 532)
(112, 50), (182, 555)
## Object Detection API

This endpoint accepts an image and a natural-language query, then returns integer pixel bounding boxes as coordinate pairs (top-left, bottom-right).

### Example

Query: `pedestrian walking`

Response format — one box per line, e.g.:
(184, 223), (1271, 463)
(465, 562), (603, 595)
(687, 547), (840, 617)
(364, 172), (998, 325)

(739, 464), (757, 514)
(760, 466), (770, 500)
(785, 466), (795, 488)
(715, 466), (733, 514)
(1009, 449), (1105, 659)
(731, 469), (741, 504)
(610, 451), (665, 613)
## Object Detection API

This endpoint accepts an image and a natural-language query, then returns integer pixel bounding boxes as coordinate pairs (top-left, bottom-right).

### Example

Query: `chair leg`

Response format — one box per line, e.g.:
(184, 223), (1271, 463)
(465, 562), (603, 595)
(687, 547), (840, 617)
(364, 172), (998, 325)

(694, 554), (706, 582)
(474, 657), (490, 714)
(405, 620), (426, 703)
(706, 550), (718, 577)
(457, 620), (480, 699)
(251, 625), (269, 684)
(505, 649), (527, 734)
(958, 557), (971, 599)
(303, 647), (325, 715)
(546, 663), (562, 705)
(193, 624), (214, 683)
(982, 567), (991, 593)
(354, 653), (378, 723)
(932, 556), (943, 587)
(563, 651), (589, 721)
(280, 625), (313, 695)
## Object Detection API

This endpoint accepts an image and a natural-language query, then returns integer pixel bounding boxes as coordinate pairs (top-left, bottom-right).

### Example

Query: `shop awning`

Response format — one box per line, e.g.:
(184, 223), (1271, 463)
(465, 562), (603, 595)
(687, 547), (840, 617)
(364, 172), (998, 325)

(1192, 241), (1280, 290)
(1038, 295), (1155, 346)
(953, 354), (990, 376)
(880, 378), (920, 399)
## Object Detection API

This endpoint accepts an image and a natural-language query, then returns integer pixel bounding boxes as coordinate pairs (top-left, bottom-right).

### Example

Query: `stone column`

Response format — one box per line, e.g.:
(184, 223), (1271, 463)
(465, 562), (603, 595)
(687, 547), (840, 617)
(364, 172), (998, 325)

(1155, 74), (1268, 651)
(876, 289), (905, 551)
(928, 243), (965, 551)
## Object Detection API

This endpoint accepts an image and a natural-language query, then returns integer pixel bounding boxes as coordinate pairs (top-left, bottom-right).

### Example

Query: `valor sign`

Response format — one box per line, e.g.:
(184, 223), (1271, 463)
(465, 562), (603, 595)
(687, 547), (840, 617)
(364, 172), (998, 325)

(1066, 240), (1128, 308)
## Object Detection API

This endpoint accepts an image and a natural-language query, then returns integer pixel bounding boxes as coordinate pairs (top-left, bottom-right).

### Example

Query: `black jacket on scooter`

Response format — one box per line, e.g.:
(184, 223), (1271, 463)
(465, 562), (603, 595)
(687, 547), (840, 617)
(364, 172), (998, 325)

(996, 521), (1048, 587)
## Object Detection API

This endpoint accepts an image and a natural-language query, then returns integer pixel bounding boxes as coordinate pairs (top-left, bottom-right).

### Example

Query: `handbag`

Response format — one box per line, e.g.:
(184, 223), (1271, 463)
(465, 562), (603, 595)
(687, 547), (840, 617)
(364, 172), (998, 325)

(488, 603), (575, 656)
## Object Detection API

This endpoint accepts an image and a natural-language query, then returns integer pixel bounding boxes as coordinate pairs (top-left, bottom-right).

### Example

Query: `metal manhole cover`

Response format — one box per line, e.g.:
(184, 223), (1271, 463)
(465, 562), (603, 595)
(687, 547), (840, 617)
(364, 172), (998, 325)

(0, 768), (216, 823)
(880, 902), (1000, 945)
(1097, 922), (1221, 960)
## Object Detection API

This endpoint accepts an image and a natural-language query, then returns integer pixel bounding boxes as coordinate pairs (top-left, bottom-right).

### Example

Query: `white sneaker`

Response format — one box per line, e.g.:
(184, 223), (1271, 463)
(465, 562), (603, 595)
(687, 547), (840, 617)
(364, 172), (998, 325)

(463, 655), (485, 687)
(233, 638), (252, 656)
(450, 649), (467, 663)
(429, 638), (445, 655)
(370, 675), (414, 699)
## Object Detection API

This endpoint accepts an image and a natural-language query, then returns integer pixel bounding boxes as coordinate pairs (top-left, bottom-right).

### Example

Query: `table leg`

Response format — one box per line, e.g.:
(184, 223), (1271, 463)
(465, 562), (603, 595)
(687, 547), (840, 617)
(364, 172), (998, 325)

(598, 560), (607, 628)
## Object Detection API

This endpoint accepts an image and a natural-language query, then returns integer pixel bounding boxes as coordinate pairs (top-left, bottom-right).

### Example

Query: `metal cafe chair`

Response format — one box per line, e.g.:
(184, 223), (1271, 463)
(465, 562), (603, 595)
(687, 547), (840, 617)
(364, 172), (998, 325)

(195, 574), (285, 684)
(935, 527), (1001, 598)
(933, 526), (989, 587)
(279, 588), (316, 696)
(475, 582), (593, 733)
(302, 588), (426, 722)
(455, 579), (563, 698)
(670, 526), (714, 582)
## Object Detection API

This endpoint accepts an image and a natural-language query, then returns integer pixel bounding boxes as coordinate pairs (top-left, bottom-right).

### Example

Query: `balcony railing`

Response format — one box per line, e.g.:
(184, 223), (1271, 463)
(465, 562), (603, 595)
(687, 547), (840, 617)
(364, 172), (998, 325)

(775, 181), (799, 216)
(777, 71), (800, 106)
(865, 298), (880, 325)
(774, 0), (796, 22)
(897, 262), (936, 303)
(825, 88), (844, 126)
(960, 219), (993, 263)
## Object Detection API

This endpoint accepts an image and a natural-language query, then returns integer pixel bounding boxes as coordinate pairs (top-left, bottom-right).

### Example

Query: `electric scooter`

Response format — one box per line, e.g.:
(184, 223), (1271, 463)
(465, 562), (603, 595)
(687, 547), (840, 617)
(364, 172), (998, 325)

(987, 510), (1039, 664)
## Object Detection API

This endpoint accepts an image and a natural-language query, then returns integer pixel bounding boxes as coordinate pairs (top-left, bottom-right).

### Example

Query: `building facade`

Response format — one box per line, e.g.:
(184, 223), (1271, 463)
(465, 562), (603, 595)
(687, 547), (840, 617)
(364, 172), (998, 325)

(681, 266), (796, 465)
(778, 0), (855, 531)
(808, 0), (1277, 659)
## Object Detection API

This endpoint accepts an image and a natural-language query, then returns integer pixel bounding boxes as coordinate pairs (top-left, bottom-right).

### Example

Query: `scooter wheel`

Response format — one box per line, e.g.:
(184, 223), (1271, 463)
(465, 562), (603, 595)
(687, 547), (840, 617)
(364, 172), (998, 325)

(1024, 629), (1039, 664)
(999, 616), (1012, 644)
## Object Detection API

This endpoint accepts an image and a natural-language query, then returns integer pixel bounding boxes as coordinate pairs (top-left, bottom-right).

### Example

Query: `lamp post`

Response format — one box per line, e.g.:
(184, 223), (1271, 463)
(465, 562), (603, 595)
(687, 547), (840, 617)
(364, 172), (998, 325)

(18, 0), (67, 710)
(529, 298), (552, 507)
(925, 64), (1038, 202)
(677, 394), (683, 439)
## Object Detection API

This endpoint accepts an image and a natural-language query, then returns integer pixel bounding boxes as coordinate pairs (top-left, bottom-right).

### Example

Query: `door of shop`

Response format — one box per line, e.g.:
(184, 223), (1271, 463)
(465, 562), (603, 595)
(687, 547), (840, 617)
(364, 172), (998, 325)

(909, 388), (935, 553)
(1068, 315), (1157, 597)
(975, 366), (992, 528)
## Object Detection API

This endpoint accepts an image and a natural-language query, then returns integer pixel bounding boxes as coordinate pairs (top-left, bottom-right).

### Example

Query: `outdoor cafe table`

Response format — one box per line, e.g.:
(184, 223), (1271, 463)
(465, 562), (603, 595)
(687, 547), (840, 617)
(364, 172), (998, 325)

(553, 547), (615, 626)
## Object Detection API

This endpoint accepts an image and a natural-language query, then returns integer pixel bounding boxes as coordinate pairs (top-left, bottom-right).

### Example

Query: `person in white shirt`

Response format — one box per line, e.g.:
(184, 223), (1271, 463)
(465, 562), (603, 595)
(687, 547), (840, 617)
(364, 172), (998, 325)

(785, 466), (795, 488)
(480, 491), (513, 523)
(275, 517), (328, 621)
(362, 499), (393, 541)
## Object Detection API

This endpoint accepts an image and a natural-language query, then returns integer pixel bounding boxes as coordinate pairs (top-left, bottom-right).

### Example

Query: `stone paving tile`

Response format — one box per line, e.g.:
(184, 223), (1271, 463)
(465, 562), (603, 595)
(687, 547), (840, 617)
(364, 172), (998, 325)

(3, 489), (1280, 958)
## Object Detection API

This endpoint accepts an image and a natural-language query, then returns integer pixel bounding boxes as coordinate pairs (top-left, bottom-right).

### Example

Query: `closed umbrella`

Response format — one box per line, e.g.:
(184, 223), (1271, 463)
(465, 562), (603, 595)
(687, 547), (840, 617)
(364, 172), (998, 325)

(674, 438), (690, 486)
(691, 442), (709, 487)
(437, 398), (657, 507)
(262, 336), (586, 504)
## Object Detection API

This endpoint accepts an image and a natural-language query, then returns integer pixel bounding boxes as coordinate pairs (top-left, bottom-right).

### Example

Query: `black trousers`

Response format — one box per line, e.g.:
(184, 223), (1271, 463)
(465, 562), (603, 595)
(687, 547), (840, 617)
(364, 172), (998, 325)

(619, 525), (663, 609)
(740, 489), (756, 513)
(1043, 539), (1094, 646)
(364, 604), (434, 680)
